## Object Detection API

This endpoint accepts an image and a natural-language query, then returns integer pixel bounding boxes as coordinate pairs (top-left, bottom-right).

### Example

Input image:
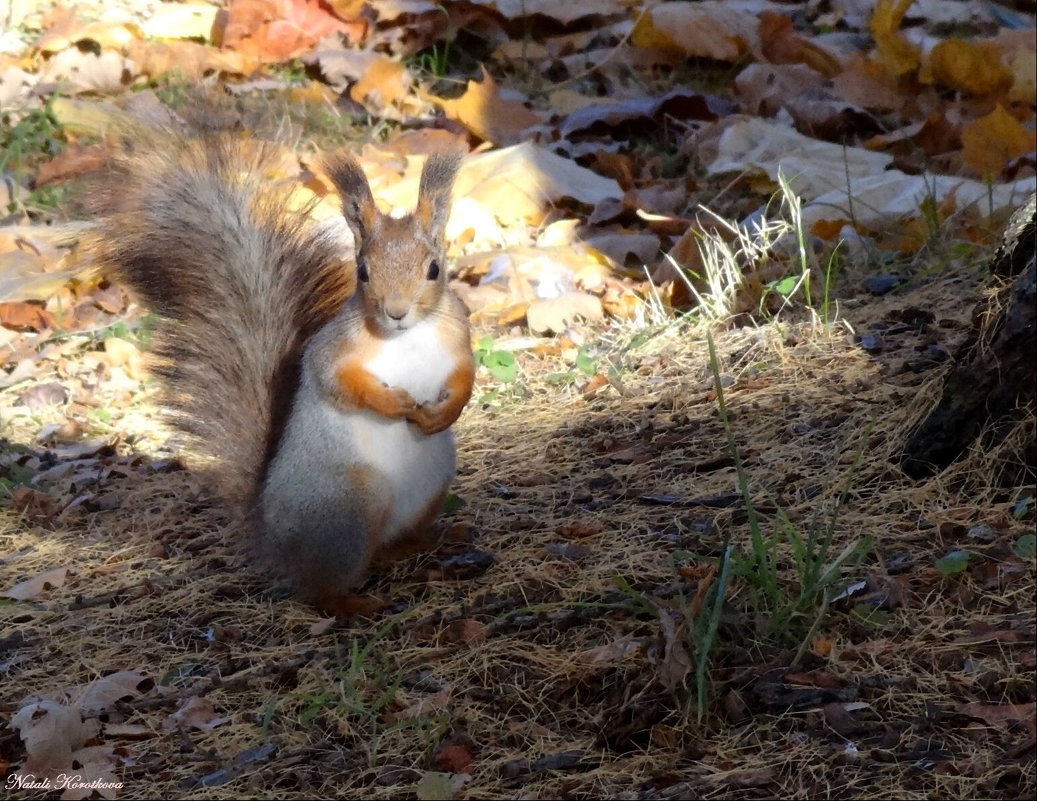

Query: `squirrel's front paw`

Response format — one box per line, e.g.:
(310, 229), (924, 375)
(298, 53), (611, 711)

(383, 385), (418, 418)
(410, 398), (453, 435)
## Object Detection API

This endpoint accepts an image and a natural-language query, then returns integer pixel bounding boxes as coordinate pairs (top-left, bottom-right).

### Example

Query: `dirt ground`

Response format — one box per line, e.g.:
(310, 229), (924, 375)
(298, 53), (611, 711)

(2, 262), (1035, 798)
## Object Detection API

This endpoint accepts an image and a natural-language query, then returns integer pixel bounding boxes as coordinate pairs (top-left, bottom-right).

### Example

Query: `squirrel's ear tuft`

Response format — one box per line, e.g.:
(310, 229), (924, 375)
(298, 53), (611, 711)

(415, 151), (461, 242)
(322, 150), (378, 245)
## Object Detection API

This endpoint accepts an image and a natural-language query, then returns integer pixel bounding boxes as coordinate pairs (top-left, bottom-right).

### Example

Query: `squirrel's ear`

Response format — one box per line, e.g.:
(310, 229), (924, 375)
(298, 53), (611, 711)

(415, 152), (461, 242)
(323, 150), (378, 245)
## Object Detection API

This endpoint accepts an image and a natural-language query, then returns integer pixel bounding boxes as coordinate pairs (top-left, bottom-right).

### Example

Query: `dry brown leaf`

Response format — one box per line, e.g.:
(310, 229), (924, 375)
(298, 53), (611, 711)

(735, 63), (825, 117)
(648, 600), (692, 692)
(310, 616), (337, 635)
(455, 143), (622, 226)
(9, 487), (62, 525)
(557, 520), (603, 539)
(576, 637), (646, 667)
(430, 67), (542, 145)
(472, 0), (617, 26)
(832, 54), (906, 113)
(79, 672), (154, 715)
(758, 11), (841, 77)
(58, 745), (123, 800)
(10, 699), (99, 777)
(126, 39), (258, 81)
(559, 89), (725, 138)
(1006, 46), (1037, 105)
(957, 701), (1037, 729)
(439, 619), (488, 645)
(385, 686), (453, 722)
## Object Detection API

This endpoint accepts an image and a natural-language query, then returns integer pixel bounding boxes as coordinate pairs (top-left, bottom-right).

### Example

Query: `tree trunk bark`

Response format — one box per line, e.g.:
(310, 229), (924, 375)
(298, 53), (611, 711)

(901, 194), (1036, 479)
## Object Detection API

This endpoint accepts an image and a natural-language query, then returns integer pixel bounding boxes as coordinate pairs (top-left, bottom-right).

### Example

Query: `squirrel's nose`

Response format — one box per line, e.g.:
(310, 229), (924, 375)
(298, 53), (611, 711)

(384, 300), (410, 321)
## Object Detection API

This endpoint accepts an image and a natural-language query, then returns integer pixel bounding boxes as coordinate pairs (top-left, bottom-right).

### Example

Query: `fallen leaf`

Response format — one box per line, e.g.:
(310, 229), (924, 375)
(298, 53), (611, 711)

(526, 292), (603, 335)
(415, 771), (467, 801)
(961, 105), (1037, 180)
(0, 300), (57, 332)
(758, 11), (841, 77)
(3, 566), (71, 600)
(309, 616), (337, 635)
(141, 1), (219, 40)
(557, 520), (603, 539)
(429, 67), (542, 145)
(350, 54), (416, 117)
(168, 696), (229, 731)
(9, 487), (61, 525)
(632, 1), (757, 62)
(870, 0), (921, 77)
(957, 701), (1036, 729)
(559, 88), (726, 138)
(701, 116), (894, 201)
(735, 63), (825, 117)
(385, 686), (453, 722)
(439, 619), (488, 645)
(928, 39), (1013, 97)
(649, 600), (692, 692)
(79, 671), (154, 714)
(10, 699), (98, 776)
(435, 742), (474, 773)
(222, 0), (362, 62)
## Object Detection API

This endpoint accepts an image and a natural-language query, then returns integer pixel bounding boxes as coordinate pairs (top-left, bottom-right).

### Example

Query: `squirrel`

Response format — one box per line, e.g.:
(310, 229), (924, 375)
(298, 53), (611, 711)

(90, 129), (475, 608)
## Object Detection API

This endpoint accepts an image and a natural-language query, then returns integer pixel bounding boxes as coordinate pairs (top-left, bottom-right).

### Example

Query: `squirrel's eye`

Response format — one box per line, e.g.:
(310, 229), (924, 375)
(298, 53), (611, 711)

(356, 259), (369, 282)
(426, 260), (440, 281)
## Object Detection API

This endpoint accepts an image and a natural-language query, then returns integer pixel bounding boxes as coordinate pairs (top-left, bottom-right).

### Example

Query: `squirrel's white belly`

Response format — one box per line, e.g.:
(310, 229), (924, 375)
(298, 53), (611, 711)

(354, 416), (455, 538)
(346, 319), (457, 538)
(364, 318), (455, 404)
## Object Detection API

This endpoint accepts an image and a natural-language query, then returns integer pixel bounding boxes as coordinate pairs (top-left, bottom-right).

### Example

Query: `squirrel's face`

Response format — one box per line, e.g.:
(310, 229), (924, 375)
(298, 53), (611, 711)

(355, 214), (447, 333)
(330, 148), (461, 334)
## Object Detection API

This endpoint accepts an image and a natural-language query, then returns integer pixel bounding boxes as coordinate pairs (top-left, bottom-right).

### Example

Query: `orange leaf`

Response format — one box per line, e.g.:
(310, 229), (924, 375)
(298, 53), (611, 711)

(0, 301), (56, 332)
(222, 0), (362, 62)
(435, 743), (474, 774)
(961, 105), (1037, 179)
(928, 39), (1013, 97)
(350, 55), (412, 113)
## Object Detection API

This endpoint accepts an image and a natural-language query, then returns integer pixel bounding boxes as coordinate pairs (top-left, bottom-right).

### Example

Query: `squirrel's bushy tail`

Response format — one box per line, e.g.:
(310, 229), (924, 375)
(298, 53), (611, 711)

(91, 131), (353, 509)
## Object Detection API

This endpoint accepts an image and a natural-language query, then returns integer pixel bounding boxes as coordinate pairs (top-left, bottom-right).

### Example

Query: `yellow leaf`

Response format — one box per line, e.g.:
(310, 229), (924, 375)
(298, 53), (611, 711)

(929, 39), (1013, 96)
(350, 55), (413, 115)
(870, 0), (920, 76)
(141, 2), (219, 40)
(425, 67), (541, 145)
(631, 1), (755, 62)
(961, 105), (1037, 178)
